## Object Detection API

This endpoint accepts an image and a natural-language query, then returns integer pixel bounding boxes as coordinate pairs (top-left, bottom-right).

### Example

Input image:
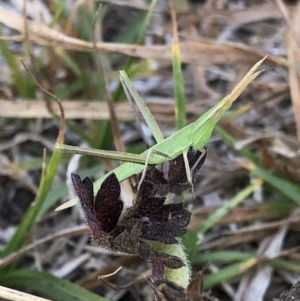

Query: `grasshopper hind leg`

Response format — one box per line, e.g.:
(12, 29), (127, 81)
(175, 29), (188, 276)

(191, 147), (207, 173)
(137, 149), (153, 191)
(183, 147), (207, 198)
(137, 149), (170, 191)
(183, 150), (194, 198)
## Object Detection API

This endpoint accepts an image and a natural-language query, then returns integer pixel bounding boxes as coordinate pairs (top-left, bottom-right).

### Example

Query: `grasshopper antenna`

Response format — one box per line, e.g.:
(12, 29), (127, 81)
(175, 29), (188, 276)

(127, 85), (152, 148)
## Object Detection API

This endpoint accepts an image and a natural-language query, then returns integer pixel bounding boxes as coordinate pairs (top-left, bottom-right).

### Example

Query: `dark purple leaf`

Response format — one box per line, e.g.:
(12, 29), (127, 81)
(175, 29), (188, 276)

(138, 147), (207, 197)
(71, 173), (102, 237)
(112, 230), (184, 269)
(152, 279), (187, 301)
(151, 257), (165, 281)
(137, 209), (190, 244)
(121, 178), (191, 244)
(72, 173), (186, 270)
(152, 271), (218, 301)
(71, 173), (93, 212)
(280, 280), (300, 301)
(94, 173), (123, 233)
(139, 221), (179, 244)
(71, 173), (123, 236)
(143, 168), (170, 197)
(169, 207), (191, 228)
(123, 180), (165, 220)
(152, 203), (184, 221)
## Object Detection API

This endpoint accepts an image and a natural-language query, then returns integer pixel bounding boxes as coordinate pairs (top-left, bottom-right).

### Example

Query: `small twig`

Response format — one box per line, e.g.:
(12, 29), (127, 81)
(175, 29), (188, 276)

(99, 270), (151, 290)
(22, 0), (54, 115)
(20, 59), (65, 143)
(22, 0), (34, 74)
(0, 225), (88, 269)
(98, 266), (122, 279)
(0, 285), (52, 301)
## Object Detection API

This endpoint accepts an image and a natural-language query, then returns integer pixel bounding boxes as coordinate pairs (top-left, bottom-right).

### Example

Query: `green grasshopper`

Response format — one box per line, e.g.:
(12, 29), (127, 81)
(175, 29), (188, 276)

(56, 58), (265, 210)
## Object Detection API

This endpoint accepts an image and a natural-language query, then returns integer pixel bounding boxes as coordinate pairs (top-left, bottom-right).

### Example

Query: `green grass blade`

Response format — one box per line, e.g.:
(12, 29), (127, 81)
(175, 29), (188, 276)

(215, 125), (258, 162)
(183, 179), (263, 263)
(190, 251), (300, 289)
(48, 0), (68, 28)
(38, 182), (67, 218)
(194, 251), (255, 263)
(57, 51), (81, 77)
(203, 259), (259, 289)
(172, 43), (186, 130)
(113, 0), (158, 100)
(0, 269), (109, 301)
(0, 29), (28, 97)
(170, 2), (186, 130)
(249, 164), (300, 204)
(1, 148), (62, 258)
(199, 253), (300, 289)
(136, 0), (158, 45)
(271, 258), (300, 273)
(196, 179), (263, 238)
(215, 125), (300, 204)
